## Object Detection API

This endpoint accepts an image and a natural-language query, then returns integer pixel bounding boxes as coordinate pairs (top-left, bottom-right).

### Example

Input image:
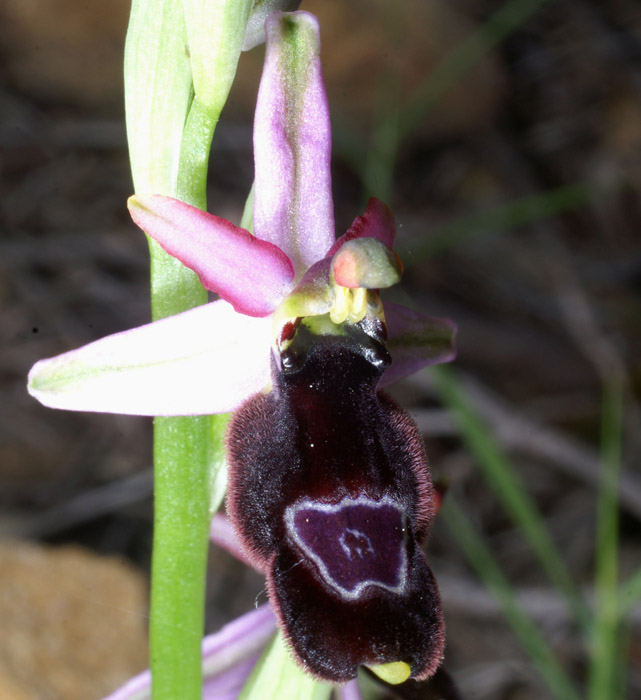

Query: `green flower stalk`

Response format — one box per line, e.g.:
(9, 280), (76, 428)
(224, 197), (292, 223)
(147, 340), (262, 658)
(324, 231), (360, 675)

(125, 2), (250, 699)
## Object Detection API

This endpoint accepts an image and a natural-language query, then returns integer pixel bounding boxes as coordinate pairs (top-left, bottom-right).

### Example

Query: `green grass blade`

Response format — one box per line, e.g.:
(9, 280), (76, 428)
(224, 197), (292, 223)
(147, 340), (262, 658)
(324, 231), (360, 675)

(358, 0), (550, 202)
(620, 566), (641, 614)
(400, 0), (549, 139)
(441, 497), (581, 700)
(399, 183), (598, 263)
(587, 378), (624, 700)
(432, 365), (591, 632)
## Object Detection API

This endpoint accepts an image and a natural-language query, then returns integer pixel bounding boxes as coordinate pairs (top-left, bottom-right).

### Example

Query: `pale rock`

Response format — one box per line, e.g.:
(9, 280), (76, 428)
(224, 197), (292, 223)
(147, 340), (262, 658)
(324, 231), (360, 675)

(0, 540), (147, 700)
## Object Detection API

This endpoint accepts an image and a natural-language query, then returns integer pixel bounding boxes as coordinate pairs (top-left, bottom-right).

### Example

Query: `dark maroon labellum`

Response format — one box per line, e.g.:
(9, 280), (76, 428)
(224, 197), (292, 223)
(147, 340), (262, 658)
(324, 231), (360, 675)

(226, 319), (444, 682)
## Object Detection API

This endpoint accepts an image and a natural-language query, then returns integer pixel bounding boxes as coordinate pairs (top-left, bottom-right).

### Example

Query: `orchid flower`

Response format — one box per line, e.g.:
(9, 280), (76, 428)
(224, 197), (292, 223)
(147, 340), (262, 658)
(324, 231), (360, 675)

(28, 9), (456, 690)
(27, 12), (454, 418)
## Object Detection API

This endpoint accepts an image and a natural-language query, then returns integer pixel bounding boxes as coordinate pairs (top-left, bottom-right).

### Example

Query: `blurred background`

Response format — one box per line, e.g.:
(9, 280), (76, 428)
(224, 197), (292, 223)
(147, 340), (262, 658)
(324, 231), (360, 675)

(0, 0), (640, 698)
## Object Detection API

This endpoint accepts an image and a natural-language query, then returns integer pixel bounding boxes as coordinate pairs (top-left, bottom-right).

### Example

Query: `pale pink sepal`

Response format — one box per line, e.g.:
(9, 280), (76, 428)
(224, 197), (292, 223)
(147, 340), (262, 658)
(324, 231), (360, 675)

(28, 300), (271, 416)
(382, 302), (457, 386)
(253, 11), (334, 275)
(128, 195), (295, 317)
(200, 605), (276, 681)
(328, 198), (397, 257)
(202, 653), (260, 700)
(102, 605), (276, 700)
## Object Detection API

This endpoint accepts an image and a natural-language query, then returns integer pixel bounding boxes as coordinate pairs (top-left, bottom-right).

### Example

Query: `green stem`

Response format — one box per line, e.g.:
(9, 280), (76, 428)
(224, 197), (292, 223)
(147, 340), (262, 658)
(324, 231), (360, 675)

(125, 1), (248, 697)
(442, 497), (581, 700)
(148, 229), (213, 700)
(177, 96), (221, 208)
(151, 415), (212, 700)
(146, 92), (216, 696)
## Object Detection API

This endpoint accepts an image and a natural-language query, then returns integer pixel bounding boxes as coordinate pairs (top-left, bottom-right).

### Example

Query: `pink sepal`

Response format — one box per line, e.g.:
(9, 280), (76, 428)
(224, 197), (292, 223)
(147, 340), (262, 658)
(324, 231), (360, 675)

(253, 12), (335, 274)
(129, 195), (294, 317)
(28, 301), (272, 416)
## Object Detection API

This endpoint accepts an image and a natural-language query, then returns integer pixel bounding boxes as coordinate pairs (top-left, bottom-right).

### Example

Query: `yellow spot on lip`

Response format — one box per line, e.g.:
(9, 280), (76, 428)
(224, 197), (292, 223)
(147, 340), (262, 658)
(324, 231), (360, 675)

(367, 660), (412, 685)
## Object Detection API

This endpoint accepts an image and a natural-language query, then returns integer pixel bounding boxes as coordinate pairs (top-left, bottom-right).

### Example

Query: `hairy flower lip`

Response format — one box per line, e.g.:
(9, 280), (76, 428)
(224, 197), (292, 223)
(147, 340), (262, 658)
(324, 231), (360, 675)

(227, 336), (447, 682)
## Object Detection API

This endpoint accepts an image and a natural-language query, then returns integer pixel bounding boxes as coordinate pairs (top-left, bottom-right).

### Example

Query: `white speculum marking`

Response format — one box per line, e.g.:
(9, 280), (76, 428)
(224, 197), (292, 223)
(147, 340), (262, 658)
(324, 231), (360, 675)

(339, 528), (375, 560)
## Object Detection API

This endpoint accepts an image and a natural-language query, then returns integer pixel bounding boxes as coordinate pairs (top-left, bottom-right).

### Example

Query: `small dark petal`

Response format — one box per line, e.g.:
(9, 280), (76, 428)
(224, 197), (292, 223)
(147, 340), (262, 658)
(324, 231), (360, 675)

(327, 198), (397, 257)
(279, 319), (301, 350)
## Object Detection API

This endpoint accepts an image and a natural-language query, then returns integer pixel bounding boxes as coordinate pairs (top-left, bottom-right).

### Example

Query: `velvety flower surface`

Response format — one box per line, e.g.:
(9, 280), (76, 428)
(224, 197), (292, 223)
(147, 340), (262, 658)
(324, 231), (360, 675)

(227, 321), (445, 682)
(27, 9), (456, 690)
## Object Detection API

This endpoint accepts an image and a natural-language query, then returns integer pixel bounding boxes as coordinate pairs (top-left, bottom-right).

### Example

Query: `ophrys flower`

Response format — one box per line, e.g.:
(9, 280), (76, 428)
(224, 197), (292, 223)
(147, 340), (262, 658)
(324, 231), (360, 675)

(27, 10), (456, 687)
